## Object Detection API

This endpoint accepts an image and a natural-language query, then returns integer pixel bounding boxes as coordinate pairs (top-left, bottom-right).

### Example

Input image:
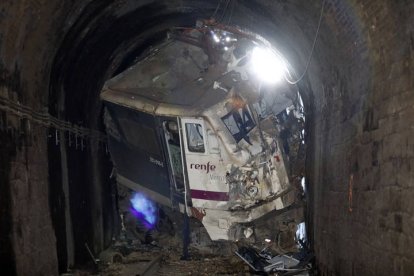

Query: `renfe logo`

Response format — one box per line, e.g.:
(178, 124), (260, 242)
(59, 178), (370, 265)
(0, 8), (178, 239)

(190, 162), (216, 174)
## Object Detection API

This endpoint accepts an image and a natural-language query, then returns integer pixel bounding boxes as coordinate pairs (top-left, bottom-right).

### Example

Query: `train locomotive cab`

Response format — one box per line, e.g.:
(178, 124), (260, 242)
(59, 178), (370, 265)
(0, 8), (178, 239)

(101, 21), (300, 241)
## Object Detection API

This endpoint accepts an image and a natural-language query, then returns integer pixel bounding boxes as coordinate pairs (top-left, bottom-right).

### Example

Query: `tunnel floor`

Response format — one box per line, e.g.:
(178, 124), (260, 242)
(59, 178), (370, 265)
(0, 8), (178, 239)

(72, 239), (312, 275)
(75, 250), (249, 275)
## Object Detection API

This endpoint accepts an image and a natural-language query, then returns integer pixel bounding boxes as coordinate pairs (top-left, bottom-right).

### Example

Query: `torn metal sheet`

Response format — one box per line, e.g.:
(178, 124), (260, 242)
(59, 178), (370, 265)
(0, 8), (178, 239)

(236, 246), (312, 275)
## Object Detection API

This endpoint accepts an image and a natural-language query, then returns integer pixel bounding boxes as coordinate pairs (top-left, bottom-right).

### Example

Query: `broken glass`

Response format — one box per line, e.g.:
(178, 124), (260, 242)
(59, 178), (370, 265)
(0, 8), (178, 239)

(221, 106), (255, 142)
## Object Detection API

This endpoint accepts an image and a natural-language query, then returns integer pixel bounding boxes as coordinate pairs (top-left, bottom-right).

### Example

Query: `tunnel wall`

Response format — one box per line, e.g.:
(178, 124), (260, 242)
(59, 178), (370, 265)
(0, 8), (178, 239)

(0, 0), (114, 273)
(306, 1), (414, 275)
(0, 1), (74, 274)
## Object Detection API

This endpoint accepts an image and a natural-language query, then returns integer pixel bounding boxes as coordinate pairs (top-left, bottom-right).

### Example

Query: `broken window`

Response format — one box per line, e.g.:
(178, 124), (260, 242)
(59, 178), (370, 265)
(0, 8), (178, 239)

(185, 123), (205, 153)
(221, 106), (255, 143)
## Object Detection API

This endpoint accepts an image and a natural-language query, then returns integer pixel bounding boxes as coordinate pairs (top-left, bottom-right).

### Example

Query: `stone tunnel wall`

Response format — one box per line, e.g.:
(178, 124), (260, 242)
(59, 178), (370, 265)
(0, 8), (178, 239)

(0, 1), (73, 274)
(0, 1), (102, 274)
(306, 1), (414, 275)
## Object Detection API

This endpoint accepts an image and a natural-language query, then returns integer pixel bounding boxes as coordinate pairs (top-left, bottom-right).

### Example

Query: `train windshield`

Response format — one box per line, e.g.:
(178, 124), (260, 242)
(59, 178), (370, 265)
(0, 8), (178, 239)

(185, 123), (205, 153)
(221, 106), (255, 143)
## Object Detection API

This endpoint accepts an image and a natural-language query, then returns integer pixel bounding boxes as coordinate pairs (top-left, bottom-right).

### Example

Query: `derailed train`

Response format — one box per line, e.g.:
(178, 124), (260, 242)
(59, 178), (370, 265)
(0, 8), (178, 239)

(101, 21), (301, 241)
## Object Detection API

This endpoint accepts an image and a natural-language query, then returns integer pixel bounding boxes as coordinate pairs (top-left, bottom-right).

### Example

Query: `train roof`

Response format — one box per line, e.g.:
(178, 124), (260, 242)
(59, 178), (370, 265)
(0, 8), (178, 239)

(101, 39), (235, 117)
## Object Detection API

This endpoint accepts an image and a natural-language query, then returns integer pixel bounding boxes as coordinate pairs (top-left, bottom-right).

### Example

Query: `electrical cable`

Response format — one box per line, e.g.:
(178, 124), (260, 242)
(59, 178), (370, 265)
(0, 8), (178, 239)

(218, 0), (231, 23)
(211, 0), (222, 20)
(285, 0), (326, 85)
(0, 95), (107, 142)
(227, 0), (235, 25)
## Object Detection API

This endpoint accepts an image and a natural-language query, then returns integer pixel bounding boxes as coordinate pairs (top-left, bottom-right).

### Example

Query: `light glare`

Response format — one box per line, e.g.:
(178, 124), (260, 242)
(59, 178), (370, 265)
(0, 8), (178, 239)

(251, 47), (286, 84)
(130, 192), (157, 229)
(213, 34), (220, 43)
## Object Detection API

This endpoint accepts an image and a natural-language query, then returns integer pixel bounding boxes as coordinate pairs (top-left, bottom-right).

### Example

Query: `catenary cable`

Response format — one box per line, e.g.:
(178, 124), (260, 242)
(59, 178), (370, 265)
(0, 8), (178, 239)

(285, 0), (326, 85)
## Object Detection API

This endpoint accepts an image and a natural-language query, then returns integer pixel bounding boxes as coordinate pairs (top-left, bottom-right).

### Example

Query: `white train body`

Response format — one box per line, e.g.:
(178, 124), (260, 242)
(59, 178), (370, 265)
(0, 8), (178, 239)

(101, 26), (296, 241)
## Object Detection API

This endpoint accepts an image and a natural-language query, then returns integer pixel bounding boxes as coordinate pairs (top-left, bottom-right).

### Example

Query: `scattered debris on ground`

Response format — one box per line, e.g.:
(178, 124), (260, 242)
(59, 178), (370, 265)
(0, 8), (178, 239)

(63, 91), (310, 275)
(235, 239), (313, 275)
(66, 246), (249, 275)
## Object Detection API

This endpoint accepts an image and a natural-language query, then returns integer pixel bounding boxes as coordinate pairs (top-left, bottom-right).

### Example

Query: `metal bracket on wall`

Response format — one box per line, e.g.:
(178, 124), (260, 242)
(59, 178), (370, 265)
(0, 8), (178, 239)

(0, 95), (107, 149)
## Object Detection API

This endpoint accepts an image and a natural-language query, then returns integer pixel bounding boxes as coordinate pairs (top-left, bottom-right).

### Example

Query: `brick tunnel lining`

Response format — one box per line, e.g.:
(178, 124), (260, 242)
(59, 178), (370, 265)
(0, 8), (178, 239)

(0, 0), (413, 275)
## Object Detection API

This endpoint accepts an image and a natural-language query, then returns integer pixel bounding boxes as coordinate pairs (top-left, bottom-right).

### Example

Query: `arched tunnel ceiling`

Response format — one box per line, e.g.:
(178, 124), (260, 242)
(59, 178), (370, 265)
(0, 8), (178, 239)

(49, 0), (343, 126)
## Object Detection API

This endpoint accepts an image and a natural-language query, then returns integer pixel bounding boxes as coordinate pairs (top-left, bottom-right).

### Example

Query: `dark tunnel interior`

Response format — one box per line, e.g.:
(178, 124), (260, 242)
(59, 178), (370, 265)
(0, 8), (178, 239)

(0, 0), (413, 275)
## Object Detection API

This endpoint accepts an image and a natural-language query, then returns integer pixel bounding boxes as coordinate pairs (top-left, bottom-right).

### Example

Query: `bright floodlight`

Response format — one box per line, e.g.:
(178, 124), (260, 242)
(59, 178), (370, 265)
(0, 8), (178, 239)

(251, 46), (286, 84)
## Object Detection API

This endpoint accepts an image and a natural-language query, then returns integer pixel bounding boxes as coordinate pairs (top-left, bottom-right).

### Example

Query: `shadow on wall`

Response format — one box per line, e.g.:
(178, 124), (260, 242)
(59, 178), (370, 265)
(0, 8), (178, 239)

(0, 129), (17, 275)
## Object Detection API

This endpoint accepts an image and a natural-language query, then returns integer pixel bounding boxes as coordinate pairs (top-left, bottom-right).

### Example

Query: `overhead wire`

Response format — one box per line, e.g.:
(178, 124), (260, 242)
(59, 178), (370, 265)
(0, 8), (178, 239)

(285, 0), (326, 85)
(218, 0), (231, 23)
(227, 0), (235, 25)
(211, 0), (222, 20)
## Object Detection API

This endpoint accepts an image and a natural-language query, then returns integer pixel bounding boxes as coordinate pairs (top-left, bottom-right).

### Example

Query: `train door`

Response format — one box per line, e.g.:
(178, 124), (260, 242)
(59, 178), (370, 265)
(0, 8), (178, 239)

(180, 117), (228, 209)
(162, 119), (185, 192)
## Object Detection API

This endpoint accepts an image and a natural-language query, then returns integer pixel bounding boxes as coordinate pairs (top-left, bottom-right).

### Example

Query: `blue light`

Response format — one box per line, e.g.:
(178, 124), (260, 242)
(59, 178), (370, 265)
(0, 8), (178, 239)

(130, 192), (157, 229)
